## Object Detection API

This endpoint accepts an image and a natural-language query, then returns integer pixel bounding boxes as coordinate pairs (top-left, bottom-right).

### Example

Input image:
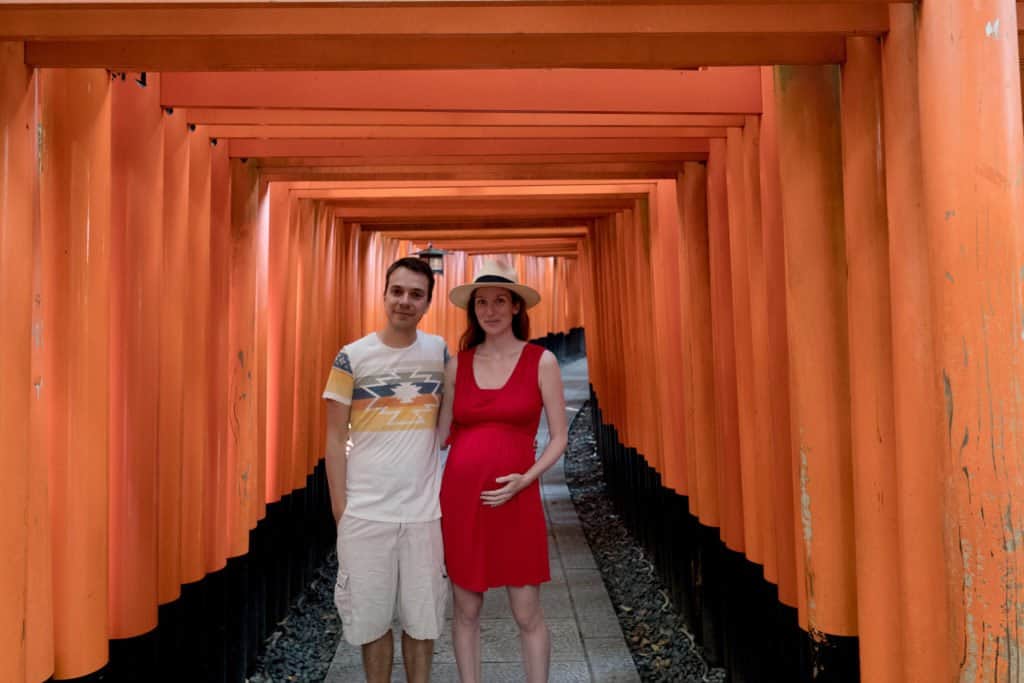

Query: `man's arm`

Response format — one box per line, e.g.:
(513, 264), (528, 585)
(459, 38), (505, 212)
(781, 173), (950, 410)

(325, 400), (351, 525)
(436, 354), (458, 448)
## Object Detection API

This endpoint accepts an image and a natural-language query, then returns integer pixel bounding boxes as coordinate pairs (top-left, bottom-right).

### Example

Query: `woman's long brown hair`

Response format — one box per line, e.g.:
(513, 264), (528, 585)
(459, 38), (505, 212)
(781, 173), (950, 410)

(458, 288), (531, 351)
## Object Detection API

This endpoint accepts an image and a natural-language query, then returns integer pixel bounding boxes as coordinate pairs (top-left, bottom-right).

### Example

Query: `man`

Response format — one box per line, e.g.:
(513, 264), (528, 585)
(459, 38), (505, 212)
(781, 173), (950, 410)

(322, 256), (449, 683)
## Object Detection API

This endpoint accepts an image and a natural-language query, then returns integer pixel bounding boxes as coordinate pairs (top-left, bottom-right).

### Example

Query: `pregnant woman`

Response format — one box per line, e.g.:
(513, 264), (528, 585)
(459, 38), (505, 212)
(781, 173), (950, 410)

(437, 260), (568, 683)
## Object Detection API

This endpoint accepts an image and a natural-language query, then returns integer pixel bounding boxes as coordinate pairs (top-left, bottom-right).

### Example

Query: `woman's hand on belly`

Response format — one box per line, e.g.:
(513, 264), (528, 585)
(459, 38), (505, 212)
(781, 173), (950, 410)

(480, 473), (527, 507)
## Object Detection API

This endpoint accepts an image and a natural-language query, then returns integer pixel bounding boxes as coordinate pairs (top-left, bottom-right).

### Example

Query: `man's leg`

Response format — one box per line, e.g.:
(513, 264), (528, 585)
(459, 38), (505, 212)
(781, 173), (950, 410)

(396, 520), (446, 681)
(337, 517), (400, 681)
(362, 631), (394, 683)
(400, 631), (434, 683)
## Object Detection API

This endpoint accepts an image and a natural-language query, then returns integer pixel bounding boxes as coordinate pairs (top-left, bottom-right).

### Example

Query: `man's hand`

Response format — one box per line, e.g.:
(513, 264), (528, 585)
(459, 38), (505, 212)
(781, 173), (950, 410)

(480, 473), (528, 507)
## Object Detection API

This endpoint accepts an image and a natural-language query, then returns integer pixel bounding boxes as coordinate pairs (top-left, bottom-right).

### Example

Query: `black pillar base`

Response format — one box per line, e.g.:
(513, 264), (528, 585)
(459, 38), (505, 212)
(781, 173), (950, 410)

(59, 460), (335, 683)
(590, 391), (860, 683)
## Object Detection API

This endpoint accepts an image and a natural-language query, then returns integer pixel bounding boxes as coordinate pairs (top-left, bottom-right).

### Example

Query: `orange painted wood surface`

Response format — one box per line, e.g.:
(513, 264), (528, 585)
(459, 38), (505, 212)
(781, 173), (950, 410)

(917, 1), (1024, 678)
(39, 67), (113, 679)
(0, 41), (46, 683)
(706, 138), (746, 554)
(227, 158), (260, 558)
(881, 6), (951, 679)
(180, 126), (211, 585)
(724, 127), (762, 566)
(757, 66), (798, 610)
(158, 105), (189, 606)
(839, 36), (903, 683)
(773, 64), (857, 637)
(161, 70), (762, 114)
(109, 72), (164, 639)
(680, 164), (721, 526)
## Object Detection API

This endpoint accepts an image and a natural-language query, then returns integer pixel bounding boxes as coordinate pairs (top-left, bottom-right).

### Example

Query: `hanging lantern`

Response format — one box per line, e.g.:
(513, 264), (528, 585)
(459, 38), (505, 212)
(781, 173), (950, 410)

(416, 243), (446, 276)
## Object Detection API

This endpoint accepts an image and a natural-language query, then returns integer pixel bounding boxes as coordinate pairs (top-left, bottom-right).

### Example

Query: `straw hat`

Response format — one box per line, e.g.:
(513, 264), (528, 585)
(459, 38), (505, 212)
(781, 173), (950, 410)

(448, 259), (542, 310)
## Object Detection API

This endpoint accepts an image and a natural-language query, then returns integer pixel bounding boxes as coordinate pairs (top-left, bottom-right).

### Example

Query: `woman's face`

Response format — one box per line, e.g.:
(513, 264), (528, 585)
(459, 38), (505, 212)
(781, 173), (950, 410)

(473, 286), (520, 337)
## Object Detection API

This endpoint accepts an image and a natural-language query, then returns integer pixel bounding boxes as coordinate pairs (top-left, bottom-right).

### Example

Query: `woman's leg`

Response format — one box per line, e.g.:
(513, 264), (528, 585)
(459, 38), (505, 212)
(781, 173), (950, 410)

(452, 583), (484, 683)
(507, 585), (550, 682)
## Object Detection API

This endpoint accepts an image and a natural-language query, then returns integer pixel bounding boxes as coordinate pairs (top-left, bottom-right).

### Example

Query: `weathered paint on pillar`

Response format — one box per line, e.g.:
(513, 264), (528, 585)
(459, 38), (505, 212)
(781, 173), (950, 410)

(109, 71), (164, 639)
(881, 7), (952, 679)
(917, 1), (1024, 679)
(228, 157), (260, 558)
(758, 66), (798, 610)
(680, 163), (721, 526)
(725, 127), (762, 565)
(158, 103), (189, 606)
(707, 138), (745, 553)
(773, 64), (858, 638)
(39, 67), (113, 678)
(840, 36), (903, 683)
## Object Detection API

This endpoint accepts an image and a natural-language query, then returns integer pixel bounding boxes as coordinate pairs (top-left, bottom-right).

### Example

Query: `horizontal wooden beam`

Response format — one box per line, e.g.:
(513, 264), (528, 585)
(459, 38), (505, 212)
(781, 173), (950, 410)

(204, 124), (727, 139)
(254, 153), (706, 168)
(228, 137), (710, 158)
(258, 163), (689, 181)
(289, 182), (654, 199)
(381, 227), (588, 239)
(187, 109), (747, 128)
(0, 4), (888, 38)
(328, 207), (621, 220)
(25, 33), (845, 70)
(163, 69), (762, 113)
(361, 218), (592, 232)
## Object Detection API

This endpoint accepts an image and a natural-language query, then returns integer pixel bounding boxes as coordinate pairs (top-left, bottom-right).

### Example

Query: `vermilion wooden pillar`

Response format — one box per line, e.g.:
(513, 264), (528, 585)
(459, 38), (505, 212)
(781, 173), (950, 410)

(289, 199), (315, 492)
(206, 139), (231, 573)
(706, 138), (745, 553)
(265, 182), (293, 503)
(228, 158), (260, 557)
(773, 65), (858, 642)
(680, 163), (720, 526)
(881, 7), (949, 679)
(839, 37), (902, 683)
(109, 72), (164, 639)
(651, 180), (688, 494)
(724, 127), (761, 565)
(181, 125), (211, 585)
(254, 180), (270, 524)
(39, 67), (112, 679)
(0, 41), (47, 683)
(758, 66), (797, 610)
(917, 2), (1024, 678)
(158, 105), (189, 606)
(742, 117), (778, 582)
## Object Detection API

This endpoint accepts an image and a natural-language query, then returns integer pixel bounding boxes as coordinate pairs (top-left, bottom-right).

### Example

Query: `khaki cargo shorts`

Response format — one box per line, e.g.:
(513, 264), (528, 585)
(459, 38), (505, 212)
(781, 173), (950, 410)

(334, 514), (449, 646)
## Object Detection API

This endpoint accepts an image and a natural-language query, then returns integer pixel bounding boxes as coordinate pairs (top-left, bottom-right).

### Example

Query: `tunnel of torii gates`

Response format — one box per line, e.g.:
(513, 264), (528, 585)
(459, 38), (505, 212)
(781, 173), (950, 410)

(5, 2), (1024, 683)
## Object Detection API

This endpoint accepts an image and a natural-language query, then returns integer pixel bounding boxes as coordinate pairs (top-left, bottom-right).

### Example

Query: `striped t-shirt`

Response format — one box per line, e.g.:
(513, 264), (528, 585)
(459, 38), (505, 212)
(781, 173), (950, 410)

(322, 331), (448, 523)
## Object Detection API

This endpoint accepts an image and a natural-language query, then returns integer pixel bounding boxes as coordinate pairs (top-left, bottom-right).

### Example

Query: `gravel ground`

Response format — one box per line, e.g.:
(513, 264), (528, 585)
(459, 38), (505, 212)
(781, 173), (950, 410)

(247, 553), (341, 683)
(248, 400), (725, 682)
(563, 402), (726, 683)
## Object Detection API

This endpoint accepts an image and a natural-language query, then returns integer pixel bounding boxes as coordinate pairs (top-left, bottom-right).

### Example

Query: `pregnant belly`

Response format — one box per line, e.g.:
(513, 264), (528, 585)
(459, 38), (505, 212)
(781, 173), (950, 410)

(446, 432), (533, 491)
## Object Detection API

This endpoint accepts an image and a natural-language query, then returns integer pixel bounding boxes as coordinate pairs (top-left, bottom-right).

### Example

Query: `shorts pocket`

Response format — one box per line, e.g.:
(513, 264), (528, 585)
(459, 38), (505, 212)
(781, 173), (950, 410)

(433, 565), (450, 630)
(334, 573), (354, 625)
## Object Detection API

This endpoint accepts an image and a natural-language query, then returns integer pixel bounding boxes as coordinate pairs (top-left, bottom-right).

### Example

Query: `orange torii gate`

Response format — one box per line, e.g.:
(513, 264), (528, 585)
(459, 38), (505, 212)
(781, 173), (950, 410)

(2, 2), (1024, 682)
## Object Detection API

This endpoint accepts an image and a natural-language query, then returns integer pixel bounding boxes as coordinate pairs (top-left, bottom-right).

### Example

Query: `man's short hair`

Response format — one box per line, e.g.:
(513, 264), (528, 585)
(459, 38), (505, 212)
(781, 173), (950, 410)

(385, 257), (436, 302)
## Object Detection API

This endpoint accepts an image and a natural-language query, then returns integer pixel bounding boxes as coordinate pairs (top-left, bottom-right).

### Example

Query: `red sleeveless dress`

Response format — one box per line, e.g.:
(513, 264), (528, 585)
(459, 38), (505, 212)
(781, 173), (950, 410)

(440, 343), (551, 592)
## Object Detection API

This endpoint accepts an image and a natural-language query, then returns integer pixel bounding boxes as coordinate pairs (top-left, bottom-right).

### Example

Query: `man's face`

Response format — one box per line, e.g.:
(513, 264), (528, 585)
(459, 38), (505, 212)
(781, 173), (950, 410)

(383, 267), (431, 332)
